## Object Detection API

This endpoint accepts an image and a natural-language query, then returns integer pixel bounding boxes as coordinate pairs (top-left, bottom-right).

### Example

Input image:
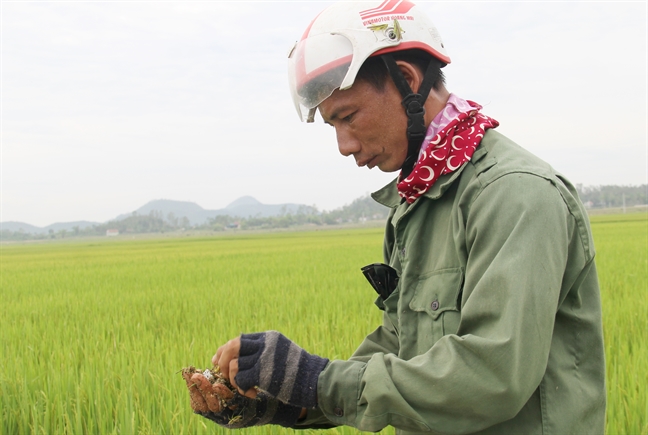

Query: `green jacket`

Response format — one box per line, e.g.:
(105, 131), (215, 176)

(297, 130), (606, 434)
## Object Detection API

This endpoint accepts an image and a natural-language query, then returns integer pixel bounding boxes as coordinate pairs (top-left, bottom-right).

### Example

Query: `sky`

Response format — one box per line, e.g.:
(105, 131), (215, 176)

(2, 1), (646, 227)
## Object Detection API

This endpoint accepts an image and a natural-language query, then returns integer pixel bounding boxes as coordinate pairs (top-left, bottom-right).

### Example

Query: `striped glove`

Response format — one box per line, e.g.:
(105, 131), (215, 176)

(235, 331), (329, 409)
(197, 391), (302, 428)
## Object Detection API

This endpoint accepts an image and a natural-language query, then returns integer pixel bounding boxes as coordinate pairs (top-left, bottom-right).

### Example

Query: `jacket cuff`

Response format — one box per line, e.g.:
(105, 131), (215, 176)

(293, 407), (337, 429)
(316, 359), (365, 427)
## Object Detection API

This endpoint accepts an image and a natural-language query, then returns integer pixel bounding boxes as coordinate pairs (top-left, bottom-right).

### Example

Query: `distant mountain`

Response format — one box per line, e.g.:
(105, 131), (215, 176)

(1, 220), (99, 235)
(1, 221), (42, 233)
(114, 199), (208, 224)
(3, 185), (646, 239)
(2, 197), (314, 235)
(116, 197), (314, 226)
(225, 196), (261, 208)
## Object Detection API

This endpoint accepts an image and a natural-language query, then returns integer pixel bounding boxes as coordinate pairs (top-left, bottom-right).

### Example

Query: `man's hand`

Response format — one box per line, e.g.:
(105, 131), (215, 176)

(213, 337), (259, 399)
(216, 331), (329, 409)
(181, 368), (303, 428)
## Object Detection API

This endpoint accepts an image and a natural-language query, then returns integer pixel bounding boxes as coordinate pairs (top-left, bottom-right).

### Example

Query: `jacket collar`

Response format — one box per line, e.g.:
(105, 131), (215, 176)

(371, 144), (490, 209)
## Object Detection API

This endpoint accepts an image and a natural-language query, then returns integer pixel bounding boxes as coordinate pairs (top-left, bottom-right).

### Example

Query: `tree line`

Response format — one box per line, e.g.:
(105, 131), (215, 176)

(1, 196), (390, 241)
(576, 184), (647, 209)
(3, 185), (645, 241)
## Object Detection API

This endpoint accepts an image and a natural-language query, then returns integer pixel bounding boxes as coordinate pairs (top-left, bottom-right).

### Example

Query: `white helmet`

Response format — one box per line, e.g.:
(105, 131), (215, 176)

(288, 0), (450, 123)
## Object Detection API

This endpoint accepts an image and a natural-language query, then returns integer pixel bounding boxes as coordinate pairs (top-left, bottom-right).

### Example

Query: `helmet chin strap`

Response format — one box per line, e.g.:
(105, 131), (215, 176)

(381, 54), (437, 179)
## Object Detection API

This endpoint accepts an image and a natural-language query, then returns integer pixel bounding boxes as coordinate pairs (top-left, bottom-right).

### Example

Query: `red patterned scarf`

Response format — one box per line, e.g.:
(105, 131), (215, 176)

(398, 100), (499, 203)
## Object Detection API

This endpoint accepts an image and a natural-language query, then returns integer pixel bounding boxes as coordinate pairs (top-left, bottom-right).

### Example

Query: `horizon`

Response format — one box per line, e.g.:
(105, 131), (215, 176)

(3, 183), (647, 229)
(2, 2), (646, 227)
(0, 194), (361, 228)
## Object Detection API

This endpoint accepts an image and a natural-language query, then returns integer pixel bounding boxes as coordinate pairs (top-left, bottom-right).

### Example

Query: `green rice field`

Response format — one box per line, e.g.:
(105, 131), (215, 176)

(1, 213), (646, 434)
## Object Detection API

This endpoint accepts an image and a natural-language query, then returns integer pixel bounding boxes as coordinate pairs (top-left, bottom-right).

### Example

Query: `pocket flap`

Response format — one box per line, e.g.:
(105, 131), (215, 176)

(409, 267), (463, 320)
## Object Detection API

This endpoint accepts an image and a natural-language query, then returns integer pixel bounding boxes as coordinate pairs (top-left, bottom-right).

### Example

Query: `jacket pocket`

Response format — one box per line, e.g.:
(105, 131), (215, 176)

(404, 267), (463, 356)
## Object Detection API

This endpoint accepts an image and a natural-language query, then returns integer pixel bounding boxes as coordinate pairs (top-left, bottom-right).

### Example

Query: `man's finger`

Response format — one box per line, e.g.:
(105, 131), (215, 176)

(213, 346), (224, 367)
(214, 337), (241, 380)
(243, 387), (258, 399)
(229, 357), (240, 390)
(229, 358), (258, 399)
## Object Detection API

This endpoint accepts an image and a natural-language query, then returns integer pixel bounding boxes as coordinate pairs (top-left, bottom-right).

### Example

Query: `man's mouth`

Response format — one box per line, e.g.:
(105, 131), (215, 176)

(357, 156), (377, 168)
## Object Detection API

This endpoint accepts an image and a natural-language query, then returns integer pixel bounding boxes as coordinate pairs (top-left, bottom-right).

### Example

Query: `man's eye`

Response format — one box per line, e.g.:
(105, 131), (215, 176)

(343, 113), (355, 122)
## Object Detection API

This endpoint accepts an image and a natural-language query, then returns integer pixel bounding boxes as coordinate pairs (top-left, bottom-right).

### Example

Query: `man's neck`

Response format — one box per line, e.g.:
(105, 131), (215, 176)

(424, 86), (451, 127)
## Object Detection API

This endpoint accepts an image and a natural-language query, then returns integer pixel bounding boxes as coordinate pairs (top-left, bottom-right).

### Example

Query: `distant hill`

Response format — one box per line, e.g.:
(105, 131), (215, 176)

(7, 185), (644, 238)
(3, 197), (316, 234)
(1, 221), (43, 233)
(1, 220), (98, 235)
(115, 197), (315, 226)
(226, 196), (261, 208)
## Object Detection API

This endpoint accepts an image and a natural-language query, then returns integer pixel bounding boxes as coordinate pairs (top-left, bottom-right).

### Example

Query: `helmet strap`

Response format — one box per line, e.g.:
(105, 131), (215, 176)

(381, 54), (438, 179)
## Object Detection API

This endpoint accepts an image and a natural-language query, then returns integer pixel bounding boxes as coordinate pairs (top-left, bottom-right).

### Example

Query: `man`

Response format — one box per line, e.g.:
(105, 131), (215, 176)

(185, 1), (606, 433)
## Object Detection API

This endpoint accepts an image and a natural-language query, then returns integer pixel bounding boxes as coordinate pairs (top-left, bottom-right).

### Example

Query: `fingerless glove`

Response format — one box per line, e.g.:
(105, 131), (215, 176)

(198, 391), (302, 428)
(236, 331), (329, 409)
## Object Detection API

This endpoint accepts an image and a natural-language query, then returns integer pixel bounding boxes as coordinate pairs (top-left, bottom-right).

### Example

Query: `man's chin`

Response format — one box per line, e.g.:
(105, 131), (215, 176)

(376, 162), (402, 173)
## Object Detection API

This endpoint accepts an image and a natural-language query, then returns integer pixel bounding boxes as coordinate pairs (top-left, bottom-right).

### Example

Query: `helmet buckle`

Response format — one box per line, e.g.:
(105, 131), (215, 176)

(402, 94), (427, 139)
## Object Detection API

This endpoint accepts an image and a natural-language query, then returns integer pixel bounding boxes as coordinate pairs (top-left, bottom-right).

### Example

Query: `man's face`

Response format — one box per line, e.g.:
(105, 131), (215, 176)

(318, 78), (408, 173)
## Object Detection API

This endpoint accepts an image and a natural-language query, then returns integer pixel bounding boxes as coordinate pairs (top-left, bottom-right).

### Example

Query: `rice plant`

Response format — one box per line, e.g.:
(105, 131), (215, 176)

(1, 216), (645, 434)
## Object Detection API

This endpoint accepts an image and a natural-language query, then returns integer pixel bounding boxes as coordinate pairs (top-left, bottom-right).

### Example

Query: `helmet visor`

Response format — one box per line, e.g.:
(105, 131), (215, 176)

(288, 32), (353, 123)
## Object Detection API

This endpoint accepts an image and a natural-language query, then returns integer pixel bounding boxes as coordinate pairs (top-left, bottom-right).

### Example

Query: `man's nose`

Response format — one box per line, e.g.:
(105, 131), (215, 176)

(336, 128), (360, 157)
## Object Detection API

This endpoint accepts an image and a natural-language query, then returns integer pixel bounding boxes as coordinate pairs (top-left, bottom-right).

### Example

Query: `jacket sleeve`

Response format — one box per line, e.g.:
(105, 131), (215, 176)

(348, 312), (401, 363)
(293, 322), (401, 429)
(315, 173), (582, 433)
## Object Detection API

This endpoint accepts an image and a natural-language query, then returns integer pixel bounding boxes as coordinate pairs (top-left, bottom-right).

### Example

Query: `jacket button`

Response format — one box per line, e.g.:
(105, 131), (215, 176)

(400, 247), (406, 256)
(431, 300), (440, 311)
(334, 407), (344, 417)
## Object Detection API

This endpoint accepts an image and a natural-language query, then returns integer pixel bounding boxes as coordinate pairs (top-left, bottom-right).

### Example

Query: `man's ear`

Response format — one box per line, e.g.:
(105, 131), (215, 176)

(394, 60), (423, 94)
